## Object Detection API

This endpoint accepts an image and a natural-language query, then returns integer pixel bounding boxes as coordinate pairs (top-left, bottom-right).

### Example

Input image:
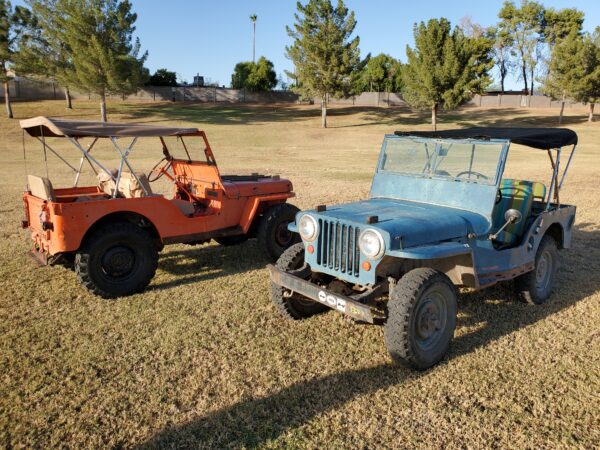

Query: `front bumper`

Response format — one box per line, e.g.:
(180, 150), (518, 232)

(267, 264), (385, 324)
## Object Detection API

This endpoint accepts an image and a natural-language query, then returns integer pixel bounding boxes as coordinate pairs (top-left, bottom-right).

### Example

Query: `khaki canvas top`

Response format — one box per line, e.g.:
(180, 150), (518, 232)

(20, 116), (201, 138)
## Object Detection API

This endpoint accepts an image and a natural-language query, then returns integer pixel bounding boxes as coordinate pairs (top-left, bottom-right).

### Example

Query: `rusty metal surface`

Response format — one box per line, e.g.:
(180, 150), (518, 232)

(268, 264), (384, 324)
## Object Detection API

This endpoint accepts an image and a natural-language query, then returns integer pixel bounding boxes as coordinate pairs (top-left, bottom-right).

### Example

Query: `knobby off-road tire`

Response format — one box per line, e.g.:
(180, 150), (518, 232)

(515, 235), (559, 305)
(271, 243), (328, 320)
(215, 235), (249, 246)
(258, 203), (301, 261)
(384, 268), (457, 370)
(75, 222), (159, 299)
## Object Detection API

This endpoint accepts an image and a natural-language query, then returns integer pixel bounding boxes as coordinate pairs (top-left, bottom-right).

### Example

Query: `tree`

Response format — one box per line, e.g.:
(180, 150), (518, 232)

(230, 56), (277, 92)
(286, 0), (360, 128)
(53, 0), (148, 121)
(498, 0), (544, 94)
(543, 7), (584, 48)
(543, 30), (600, 123)
(13, 0), (75, 109)
(402, 18), (493, 130)
(250, 14), (257, 62)
(148, 68), (177, 86)
(0, 0), (30, 118)
(489, 24), (514, 93)
(353, 53), (403, 93)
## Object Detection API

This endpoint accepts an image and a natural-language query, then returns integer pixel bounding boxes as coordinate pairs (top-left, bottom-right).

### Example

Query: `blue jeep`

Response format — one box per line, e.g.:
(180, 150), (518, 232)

(268, 127), (578, 370)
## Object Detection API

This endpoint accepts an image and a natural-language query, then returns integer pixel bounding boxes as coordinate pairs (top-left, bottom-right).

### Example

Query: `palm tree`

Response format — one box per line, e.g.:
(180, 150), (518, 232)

(250, 14), (257, 62)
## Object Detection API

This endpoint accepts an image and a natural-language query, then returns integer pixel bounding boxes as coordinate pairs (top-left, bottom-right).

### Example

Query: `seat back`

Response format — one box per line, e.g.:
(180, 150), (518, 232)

(98, 171), (153, 198)
(28, 175), (56, 202)
(491, 179), (537, 246)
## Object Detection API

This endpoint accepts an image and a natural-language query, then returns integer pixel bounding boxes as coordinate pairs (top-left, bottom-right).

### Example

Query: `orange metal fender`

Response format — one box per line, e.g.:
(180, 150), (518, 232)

(239, 193), (295, 234)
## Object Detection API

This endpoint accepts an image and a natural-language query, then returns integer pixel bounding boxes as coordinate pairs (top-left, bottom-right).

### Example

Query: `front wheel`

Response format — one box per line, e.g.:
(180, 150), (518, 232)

(258, 203), (301, 261)
(271, 243), (328, 320)
(515, 235), (559, 305)
(75, 222), (159, 298)
(384, 268), (457, 370)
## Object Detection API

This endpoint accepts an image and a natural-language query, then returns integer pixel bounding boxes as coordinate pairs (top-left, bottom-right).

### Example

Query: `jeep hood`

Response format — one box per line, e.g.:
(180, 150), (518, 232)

(314, 198), (490, 249)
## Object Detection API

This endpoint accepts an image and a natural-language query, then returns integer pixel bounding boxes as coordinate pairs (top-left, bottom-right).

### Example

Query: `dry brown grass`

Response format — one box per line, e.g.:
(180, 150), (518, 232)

(1, 100), (599, 449)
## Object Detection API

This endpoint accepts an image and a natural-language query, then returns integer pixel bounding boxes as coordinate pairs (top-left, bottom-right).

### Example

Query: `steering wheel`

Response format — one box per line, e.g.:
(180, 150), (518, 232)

(148, 157), (173, 182)
(456, 170), (489, 181)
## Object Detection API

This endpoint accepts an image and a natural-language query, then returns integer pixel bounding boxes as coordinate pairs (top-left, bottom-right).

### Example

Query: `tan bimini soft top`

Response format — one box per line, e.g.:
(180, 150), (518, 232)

(20, 116), (201, 138)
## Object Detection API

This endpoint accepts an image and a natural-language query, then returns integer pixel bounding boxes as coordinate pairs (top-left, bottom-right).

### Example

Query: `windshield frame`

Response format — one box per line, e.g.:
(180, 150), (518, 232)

(376, 135), (510, 186)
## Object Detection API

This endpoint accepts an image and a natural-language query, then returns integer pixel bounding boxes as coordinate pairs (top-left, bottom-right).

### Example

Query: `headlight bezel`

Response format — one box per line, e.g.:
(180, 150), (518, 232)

(298, 214), (318, 242)
(359, 228), (385, 259)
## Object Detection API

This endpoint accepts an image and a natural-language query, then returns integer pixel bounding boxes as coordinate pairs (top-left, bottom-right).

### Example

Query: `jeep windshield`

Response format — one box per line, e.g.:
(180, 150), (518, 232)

(379, 136), (506, 185)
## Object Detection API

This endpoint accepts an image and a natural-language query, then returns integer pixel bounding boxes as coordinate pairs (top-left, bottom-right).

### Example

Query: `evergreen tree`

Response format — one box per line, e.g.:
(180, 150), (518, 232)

(489, 24), (514, 93)
(353, 53), (402, 93)
(402, 18), (493, 130)
(285, 0), (360, 128)
(0, 0), (30, 118)
(148, 68), (177, 86)
(543, 31), (600, 123)
(14, 0), (74, 108)
(53, 0), (148, 121)
(230, 57), (277, 92)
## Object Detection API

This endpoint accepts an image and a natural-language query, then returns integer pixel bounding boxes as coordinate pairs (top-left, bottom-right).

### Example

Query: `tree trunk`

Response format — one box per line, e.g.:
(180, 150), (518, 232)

(64, 87), (72, 109)
(521, 62), (528, 93)
(321, 96), (327, 128)
(558, 93), (565, 125)
(431, 103), (438, 131)
(4, 81), (13, 119)
(529, 68), (534, 96)
(100, 92), (107, 122)
(589, 103), (595, 122)
(500, 71), (505, 94)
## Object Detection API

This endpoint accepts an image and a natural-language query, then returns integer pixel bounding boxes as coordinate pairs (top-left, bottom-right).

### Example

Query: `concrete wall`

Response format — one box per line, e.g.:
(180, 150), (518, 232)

(0, 78), (591, 110)
(466, 93), (587, 110)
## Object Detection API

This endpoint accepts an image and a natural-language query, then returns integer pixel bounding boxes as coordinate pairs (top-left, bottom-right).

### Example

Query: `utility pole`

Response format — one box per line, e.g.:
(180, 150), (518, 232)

(250, 14), (257, 62)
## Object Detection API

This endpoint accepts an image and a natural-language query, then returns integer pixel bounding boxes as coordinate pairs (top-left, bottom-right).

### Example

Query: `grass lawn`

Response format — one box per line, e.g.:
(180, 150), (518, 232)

(1, 100), (599, 449)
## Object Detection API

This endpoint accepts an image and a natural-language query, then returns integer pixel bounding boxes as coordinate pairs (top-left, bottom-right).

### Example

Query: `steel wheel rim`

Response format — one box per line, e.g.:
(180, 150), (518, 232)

(414, 288), (448, 351)
(275, 222), (293, 247)
(101, 245), (136, 279)
(535, 249), (554, 292)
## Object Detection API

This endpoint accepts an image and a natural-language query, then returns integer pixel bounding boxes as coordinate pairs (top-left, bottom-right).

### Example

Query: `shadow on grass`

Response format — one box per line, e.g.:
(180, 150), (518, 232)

(149, 240), (268, 291)
(137, 223), (600, 448)
(115, 102), (591, 129)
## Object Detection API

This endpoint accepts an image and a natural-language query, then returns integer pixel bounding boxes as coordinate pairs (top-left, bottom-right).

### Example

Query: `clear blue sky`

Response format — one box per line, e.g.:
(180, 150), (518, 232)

(17, 0), (600, 89)
(131, 0), (599, 90)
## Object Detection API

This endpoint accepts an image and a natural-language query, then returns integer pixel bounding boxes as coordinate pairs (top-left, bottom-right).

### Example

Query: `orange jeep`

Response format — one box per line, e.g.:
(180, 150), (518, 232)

(20, 117), (299, 298)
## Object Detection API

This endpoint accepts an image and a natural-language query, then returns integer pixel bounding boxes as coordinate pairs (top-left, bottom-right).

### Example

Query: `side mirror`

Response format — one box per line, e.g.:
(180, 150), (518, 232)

(490, 209), (523, 241)
(504, 209), (522, 224)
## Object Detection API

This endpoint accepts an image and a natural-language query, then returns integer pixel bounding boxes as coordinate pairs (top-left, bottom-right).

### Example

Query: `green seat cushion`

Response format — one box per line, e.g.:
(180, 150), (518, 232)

(492, 179), (536, 245)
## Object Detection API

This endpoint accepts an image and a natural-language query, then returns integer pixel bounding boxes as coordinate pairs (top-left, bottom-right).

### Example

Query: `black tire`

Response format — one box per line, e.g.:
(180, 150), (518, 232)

(215, 235), (249, 246)
(75, 222), (159, 299)
(258, 203), (301, 261)
(271, 243), (328, 320)
(384, 268), (457, 370)
(515, 235), (559, 305)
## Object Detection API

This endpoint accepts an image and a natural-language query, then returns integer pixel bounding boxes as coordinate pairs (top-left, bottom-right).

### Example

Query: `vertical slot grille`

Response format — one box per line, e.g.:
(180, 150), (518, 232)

(316, 219), (360, 277)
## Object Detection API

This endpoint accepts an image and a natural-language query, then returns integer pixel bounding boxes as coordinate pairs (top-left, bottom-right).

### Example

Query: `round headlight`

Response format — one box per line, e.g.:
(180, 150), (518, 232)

(298, 214), (318, 241)
(359, 229), (385, 259)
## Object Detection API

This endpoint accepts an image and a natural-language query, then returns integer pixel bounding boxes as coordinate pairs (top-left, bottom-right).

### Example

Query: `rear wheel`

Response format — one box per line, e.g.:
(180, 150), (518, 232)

(75, 222), (158, 299)
(271, 243), (328, 320)
(384, 268), (457, 370)
(258, 203), (301, 261)
(515, 235), (559, 305)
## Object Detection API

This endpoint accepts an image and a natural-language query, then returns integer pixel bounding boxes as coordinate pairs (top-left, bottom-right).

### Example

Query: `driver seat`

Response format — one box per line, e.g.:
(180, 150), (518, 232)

(491, 179), (546, 247)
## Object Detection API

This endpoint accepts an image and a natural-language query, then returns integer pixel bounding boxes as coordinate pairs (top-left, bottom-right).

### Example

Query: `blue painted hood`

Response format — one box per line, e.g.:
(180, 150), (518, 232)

(314, 198), (490, 249)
